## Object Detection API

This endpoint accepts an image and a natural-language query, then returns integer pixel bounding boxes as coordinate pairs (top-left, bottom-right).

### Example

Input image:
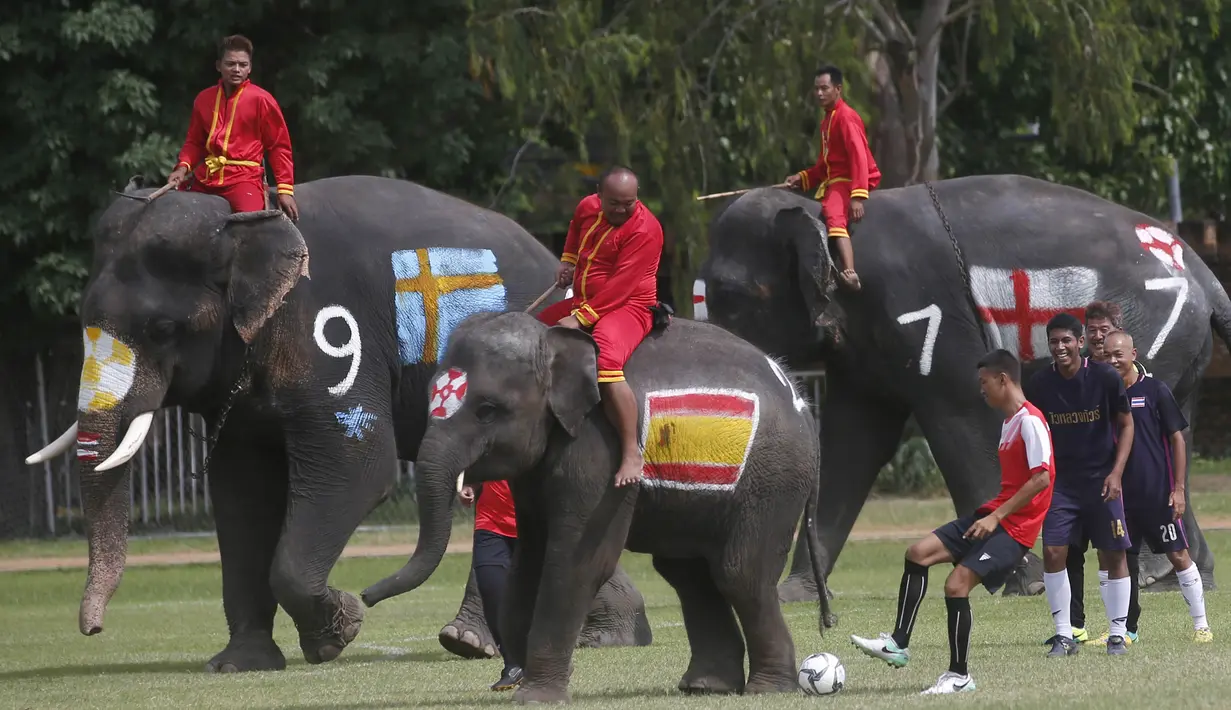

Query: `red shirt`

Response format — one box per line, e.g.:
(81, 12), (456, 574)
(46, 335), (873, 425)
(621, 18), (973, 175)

(977, 402), (1055, 548)
(475, 480), (517, 538)
(794, 98), (881, 200)
(559, 194), (663, 327)
(174, 79), (296, 196)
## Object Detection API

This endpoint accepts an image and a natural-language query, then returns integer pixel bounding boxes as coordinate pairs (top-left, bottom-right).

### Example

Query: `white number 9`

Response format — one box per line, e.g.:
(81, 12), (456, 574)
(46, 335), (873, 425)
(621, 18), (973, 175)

(313, 305), (362, 396)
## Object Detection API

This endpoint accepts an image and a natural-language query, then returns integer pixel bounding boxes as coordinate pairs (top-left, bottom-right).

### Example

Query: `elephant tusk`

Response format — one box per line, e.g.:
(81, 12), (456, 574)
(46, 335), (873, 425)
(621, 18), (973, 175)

(25, 422), (79, 464)
(94, 412), (155, 472)
(456, 471), (465, 493)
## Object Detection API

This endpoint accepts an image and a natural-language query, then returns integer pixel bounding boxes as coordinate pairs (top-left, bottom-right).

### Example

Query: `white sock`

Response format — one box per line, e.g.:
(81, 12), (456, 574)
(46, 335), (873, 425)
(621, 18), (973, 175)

(1044, 571), (1073, 638)
(1177, 563), (1209, 630)
(1101, 576), (1131, 638)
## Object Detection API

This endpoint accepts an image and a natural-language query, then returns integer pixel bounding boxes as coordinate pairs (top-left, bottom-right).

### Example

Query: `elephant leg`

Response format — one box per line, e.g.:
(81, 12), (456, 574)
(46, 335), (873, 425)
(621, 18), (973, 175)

(652, 556), (744, 694)
(497, 512), (545, 675)
(439, 569), (500, 659)
(577, 563), (653, 649)
(781, 380), (910, 602)
(204, 429), (289, 673)
(513, 488), (634, 705)
(271, 411), (397, 664)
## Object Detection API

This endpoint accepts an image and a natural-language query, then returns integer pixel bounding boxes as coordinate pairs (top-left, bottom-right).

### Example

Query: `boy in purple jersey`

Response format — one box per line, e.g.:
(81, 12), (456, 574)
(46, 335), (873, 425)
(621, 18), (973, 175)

(1103, 330), (1212, 642)
(1023, 313), (1134, 658)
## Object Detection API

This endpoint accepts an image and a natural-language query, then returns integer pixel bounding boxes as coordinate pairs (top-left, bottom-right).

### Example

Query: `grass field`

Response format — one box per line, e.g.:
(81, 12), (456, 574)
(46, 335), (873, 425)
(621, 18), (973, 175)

(2, 487), (1230, 709)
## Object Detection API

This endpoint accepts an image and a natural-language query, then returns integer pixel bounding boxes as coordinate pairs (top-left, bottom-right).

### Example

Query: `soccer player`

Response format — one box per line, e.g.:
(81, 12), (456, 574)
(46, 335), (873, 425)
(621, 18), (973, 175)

(1103, 330), (1212, 643)
(1026, 313), (1135, 657)
(849, 349), (1054, 695)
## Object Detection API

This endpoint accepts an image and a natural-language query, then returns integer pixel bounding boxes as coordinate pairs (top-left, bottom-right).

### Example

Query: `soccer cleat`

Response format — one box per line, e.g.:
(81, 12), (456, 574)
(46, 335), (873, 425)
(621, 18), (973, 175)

(850, 632), (910, 668)
(1046, 635), (1079, 657)
(1090, 630), (1137, 646)
(1106, 635), (1128, 656)
(491, 665), (524, 691)
(1041, 626), (1087, 645)
(1194, 628), (1214, 644)
(920, 671), (976, 695)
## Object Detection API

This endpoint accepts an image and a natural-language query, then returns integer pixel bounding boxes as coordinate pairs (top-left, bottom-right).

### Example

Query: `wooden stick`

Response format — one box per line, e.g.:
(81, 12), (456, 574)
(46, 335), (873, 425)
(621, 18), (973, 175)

(524, 284), (559, 313)
(695, 182), (791, 201)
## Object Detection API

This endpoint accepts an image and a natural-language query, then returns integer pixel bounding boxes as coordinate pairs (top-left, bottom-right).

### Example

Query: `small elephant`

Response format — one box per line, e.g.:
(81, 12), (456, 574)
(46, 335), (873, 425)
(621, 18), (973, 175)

(361, 311), (833, 703)
(25, 175), (650, 673)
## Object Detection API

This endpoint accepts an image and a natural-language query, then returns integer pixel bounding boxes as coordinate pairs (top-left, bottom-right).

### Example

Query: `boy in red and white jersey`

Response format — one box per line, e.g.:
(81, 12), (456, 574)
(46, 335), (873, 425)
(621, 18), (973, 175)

(850, 349), (1054, 695)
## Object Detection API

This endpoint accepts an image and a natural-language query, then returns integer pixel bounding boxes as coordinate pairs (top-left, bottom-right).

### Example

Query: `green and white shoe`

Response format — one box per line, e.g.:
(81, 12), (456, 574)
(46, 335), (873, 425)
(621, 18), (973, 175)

(850, 632), (910, 668)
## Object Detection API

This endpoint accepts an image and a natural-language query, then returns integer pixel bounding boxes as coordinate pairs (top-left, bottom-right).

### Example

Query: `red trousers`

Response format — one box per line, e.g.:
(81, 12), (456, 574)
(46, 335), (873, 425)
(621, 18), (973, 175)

(537, 298), (652, 383)
(819, 176), (879, 238)
(181, 179), (268, 213)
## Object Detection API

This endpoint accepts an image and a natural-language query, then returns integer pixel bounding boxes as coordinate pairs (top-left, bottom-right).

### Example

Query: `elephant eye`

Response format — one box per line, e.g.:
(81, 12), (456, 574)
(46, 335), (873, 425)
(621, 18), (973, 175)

(475, 401), (501, 424)
(146, 318), (177, 344)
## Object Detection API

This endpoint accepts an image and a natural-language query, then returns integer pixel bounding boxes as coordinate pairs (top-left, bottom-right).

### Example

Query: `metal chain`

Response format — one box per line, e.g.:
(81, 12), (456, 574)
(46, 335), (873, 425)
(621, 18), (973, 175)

(924, 180), (993, 352)
(187, 343), (254, 481)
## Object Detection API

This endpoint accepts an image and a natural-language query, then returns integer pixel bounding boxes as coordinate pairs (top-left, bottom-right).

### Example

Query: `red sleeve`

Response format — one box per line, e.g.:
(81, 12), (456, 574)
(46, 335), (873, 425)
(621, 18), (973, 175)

(259, 93), (295, 195)
(561, 199), (589, 265)
(174, 93), (209, 173)
(796, 117), (826, 192)
(841, 112), (871, 199)
(573, 218), (662, 325)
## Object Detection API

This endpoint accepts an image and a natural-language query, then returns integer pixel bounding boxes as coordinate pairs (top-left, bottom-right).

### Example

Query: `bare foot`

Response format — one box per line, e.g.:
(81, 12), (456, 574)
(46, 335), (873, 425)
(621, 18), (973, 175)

(838, 269), (862, 292)
(614, 453), (644, 487)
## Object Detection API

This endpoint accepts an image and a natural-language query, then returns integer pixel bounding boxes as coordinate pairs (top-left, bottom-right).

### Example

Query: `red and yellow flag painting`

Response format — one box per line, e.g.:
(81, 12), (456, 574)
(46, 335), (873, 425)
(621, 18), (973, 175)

(640, 388), (761, 491)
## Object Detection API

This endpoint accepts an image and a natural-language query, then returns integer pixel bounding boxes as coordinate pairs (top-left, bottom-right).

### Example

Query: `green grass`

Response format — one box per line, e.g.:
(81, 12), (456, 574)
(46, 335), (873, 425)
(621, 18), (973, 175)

(1, 527), (1230, 708)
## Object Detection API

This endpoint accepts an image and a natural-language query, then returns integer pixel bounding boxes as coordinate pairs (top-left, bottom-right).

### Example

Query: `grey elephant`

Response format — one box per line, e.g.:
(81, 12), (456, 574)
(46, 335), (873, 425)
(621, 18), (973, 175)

(695, 175), (1231, 601)
(24, 175), (649, 673)
(361, 312), (833, 703)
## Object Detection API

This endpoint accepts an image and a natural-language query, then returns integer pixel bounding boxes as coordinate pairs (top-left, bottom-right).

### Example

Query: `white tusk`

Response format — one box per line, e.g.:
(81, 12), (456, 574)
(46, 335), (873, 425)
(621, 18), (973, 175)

(456, 471), (466, 493)
(26, 422), (79, 465)
(94, 412), (155, 472)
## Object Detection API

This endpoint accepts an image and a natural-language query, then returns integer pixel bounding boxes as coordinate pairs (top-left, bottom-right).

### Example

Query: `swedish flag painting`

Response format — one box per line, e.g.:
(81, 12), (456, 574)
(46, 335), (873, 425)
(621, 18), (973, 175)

(392, 247), (507, 365)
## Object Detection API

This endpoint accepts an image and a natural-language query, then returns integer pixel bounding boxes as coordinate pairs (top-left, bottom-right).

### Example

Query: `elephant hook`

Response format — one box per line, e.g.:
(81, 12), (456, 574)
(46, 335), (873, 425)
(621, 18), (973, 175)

(113, 181), (177, 204)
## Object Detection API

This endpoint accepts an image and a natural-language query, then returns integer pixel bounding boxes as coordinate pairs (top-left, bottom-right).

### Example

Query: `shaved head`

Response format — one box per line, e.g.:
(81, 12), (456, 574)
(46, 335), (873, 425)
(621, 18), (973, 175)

(1105, 330), (1133, 349)
(597, 165), (639, 226)
(1104, 329), (1139, 382)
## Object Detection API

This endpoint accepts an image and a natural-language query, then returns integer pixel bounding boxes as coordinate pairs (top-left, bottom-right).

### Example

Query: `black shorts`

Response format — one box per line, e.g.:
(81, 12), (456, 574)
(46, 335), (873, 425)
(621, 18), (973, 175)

(934, 515), (1029, 594)
(472, 529), (516, 569)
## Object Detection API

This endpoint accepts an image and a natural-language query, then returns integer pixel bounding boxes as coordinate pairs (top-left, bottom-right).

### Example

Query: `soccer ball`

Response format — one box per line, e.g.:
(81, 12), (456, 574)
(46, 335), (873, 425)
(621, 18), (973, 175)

(798, 652), (845, 696)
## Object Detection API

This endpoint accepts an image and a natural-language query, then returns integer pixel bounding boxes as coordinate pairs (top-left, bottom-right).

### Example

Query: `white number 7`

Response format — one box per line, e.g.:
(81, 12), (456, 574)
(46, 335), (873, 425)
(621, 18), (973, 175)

(1145, 277), (1188, 360)
(896, 304), (943, 376)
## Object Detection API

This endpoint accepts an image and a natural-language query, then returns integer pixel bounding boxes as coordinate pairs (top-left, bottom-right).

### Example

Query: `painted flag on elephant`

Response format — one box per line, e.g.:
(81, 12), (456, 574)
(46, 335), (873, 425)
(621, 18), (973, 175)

(392, 247), (507, 365)
(639, 388), (760, 491)
(969, 266), (1099, 361)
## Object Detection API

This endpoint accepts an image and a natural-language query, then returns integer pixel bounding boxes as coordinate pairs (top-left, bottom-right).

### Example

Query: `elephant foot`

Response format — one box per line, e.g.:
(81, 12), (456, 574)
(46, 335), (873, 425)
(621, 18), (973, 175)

(777, 573), (820, 604)
(577, 606), (654, 649)
(299, 589), (365, 664)
(744, 672), (800, 695)
(1000, 551), (1046, 597)
(513, 683), (571, 704)
(205, 634), (287, 673)
(438, 622), (499, 659)
(678, 671), (744, 695)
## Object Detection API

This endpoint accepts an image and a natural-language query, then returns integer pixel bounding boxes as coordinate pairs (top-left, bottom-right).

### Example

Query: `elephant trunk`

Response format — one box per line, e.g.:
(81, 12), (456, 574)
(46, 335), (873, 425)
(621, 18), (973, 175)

(76, 410), (155, 635)
(361, 433), (470, 607)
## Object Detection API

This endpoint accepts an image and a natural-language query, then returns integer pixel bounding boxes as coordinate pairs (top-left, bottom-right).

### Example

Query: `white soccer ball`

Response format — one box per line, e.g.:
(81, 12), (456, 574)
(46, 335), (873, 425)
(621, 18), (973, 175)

(798, 651), (845, 696)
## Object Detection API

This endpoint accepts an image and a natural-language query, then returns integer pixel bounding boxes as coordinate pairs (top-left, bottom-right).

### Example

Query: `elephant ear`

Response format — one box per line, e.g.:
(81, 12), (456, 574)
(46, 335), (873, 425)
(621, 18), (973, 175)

(224, 210), (311, 344)
(776, 205), (837, 300)
(544, 326), (601, 437)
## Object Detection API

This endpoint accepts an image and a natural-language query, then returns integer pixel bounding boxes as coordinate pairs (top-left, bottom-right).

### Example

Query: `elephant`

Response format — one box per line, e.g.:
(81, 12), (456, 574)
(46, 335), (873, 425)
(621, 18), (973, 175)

(24, 174), (650, 673)
(360, 311), (834, 703)
(694, 174), (1230, 602)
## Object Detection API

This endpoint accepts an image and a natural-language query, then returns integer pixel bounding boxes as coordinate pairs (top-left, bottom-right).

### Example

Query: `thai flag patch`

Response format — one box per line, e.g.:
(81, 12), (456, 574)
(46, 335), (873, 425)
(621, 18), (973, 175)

(1131, 396), (1146, 408)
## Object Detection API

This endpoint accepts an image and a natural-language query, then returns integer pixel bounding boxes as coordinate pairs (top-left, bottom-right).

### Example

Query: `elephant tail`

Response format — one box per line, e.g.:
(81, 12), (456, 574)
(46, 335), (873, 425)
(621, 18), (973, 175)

(1207, 276), (1231, 351)
(804, 431), (836, 637)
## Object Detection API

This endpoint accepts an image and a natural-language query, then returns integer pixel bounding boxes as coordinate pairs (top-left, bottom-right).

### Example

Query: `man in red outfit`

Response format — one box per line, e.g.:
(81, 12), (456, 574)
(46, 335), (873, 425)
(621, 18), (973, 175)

(537, 165), (664, 488)
(784, 64), (880, 292)
(165, 35), (299, 221)
(458, 480), (523, 691)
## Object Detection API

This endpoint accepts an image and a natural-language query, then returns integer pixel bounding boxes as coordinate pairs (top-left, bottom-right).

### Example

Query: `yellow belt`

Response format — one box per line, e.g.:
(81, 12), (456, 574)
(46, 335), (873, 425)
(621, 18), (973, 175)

(204, 154), (261, 177)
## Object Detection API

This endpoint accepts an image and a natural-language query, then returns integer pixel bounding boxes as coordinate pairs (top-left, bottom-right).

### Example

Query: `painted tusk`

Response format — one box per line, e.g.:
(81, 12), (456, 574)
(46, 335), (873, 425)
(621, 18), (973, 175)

(456, 471), (465, 493)
(93, 412), (155, 472)
(25, 422), (79, 465)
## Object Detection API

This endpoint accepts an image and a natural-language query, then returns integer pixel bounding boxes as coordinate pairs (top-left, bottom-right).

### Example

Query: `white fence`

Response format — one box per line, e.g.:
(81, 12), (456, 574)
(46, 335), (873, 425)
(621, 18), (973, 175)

(19, 355), (826, 537)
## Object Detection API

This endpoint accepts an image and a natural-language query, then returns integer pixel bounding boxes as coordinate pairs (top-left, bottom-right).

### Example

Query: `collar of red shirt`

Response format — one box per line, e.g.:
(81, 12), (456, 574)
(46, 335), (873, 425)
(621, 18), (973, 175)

(824, 98), (847, 117)
(216, 78), (252, 96)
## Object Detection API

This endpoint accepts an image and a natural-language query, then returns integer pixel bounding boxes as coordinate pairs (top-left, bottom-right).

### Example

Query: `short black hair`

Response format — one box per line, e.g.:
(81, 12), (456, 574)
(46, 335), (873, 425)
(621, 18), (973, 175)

(219, 34), (253, 60)
(597, 164), (636, 192)
(1046, 313), (1083, 341)
(815, 64), (843, 86)
(977, 348), (1021, 383)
